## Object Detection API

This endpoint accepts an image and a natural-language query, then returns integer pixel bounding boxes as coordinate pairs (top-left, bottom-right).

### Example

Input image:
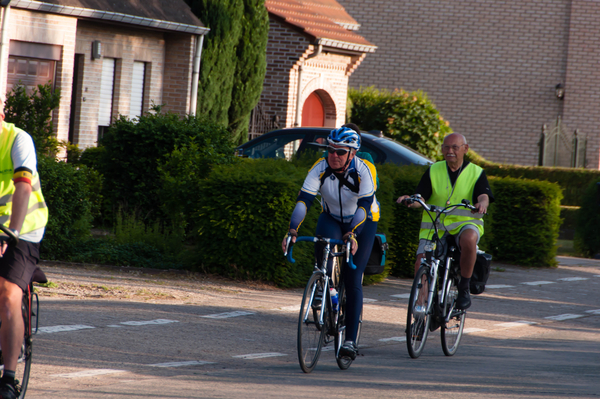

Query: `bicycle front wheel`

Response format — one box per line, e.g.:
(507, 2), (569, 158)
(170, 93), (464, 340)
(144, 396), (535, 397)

(441, 275), (466, 356)
(297, 273), (327, 373)
(0, 288), (33, 399)
(406, 266), (431, 359)
(334, 281), (362, 370)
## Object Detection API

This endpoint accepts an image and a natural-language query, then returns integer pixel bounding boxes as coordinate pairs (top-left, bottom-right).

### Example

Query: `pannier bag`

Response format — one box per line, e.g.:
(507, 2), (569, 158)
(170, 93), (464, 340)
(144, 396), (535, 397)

(365, 233), (388, 275)
(470, 250), (492, 295)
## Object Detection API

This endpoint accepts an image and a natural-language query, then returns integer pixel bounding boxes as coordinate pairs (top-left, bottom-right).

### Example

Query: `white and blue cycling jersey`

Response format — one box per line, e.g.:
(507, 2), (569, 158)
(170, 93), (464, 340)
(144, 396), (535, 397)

(289, 156), (379, 235)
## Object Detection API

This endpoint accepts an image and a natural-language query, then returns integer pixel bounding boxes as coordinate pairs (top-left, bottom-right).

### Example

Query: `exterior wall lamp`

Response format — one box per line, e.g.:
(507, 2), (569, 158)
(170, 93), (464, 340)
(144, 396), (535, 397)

(555, 83), (565, 100)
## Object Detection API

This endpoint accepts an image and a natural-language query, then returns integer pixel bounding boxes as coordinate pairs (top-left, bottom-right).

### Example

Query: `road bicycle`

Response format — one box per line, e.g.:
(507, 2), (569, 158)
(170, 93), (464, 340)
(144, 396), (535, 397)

(402, 194), (479, 358)
(285, 236), (361, 373)
(0, 225), (46, 398)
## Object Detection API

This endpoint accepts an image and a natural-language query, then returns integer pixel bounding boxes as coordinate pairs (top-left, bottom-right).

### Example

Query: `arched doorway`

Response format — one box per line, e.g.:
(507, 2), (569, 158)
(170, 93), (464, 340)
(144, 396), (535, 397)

(301, 91), (324, 126)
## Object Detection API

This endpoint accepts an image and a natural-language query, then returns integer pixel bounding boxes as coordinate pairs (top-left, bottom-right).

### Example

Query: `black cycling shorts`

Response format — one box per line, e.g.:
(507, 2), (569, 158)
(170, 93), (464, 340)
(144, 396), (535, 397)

(0, 239), (40, 291)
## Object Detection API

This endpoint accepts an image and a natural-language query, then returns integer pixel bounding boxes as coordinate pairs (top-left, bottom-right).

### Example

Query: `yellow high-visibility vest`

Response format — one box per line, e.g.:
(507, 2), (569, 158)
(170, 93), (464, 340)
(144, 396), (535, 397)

(419, 161), (484, 240)
(0, 122), (48, 235)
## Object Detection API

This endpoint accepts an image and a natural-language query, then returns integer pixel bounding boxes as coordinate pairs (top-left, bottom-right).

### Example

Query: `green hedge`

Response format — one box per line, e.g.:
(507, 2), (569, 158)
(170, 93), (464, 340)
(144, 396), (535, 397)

(466, 151), (600, 207)
(195, 159), (316, 287)
(574, 179), (600, 258)
(38, 157), (99, 259)
(482, 177), (562, 267)
(193, 159), (563, 286)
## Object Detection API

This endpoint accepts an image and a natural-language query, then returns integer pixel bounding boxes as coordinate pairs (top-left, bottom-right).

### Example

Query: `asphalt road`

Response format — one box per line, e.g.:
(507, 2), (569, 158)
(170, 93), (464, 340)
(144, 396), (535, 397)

(20, 256), (600, 398)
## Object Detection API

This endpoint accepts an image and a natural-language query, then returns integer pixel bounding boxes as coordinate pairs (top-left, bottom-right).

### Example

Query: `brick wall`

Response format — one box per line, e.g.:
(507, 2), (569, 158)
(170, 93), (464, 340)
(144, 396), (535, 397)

(162, 33), (195, 115)
(260, 17), (357, 130)
(337, 0), (582, 167)
(8, 9), (77, 146)
(563, 0), (600, 169)
(74, 21), (166, 148)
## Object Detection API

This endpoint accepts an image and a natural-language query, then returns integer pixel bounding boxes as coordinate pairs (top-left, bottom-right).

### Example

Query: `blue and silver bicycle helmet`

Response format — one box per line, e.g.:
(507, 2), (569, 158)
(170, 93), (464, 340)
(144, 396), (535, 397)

(327, 126), (361, 150)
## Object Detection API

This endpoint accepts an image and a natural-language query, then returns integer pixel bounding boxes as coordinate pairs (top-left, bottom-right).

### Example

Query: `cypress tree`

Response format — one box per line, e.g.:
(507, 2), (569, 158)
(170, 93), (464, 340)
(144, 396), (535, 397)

(186, 0), (269, 144)
(186, 0), (244, 126)
(228, 0), (269, 144)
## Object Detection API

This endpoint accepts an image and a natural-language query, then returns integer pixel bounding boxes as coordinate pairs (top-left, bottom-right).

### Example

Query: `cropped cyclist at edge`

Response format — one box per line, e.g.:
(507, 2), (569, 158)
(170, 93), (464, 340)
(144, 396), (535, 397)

(281, 123), (379, 360)
(396, 133), (493, 310)
(0, 99), (48, 399)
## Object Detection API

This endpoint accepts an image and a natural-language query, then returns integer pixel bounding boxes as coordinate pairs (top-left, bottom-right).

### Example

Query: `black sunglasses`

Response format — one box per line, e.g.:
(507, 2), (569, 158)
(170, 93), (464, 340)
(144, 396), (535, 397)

(327, 146), (350, 156)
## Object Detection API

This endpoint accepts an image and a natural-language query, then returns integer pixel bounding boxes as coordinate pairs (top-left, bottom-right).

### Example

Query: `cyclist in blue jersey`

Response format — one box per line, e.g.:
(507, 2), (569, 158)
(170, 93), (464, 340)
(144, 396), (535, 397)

(281, 123), (379, 360)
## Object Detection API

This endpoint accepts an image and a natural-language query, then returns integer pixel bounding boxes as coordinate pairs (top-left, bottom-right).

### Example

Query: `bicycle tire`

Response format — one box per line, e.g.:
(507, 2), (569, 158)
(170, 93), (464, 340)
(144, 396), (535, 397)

(0, 285), (33, 399)
(406, 266), (432, 359)
(334, 280), (362, 370)
(441, 274), (466, 356)
(297, 273), (327, 373)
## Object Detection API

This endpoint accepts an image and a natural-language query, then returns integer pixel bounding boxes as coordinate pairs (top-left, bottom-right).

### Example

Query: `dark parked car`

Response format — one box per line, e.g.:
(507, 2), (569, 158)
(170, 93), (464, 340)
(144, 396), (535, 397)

(237, 127), (432, 166)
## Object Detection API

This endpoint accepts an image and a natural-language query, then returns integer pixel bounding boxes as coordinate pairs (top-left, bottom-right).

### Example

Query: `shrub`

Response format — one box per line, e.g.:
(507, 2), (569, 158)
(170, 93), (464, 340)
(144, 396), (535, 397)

(97, 108), (236, 223)
(574, 180), (600, 258)
(4, 83), (61, 157)
(348, 87), (452, 160)
(482, 177), (562, 267)
(38, 157), (97, 259)
(195, 159), (320, 287)
(158, 142), (240, 234)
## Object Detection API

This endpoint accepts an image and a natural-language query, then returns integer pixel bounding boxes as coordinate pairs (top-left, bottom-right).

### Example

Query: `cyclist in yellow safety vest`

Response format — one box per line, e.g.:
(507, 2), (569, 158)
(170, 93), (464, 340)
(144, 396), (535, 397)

(0, 99), (48, 399)
(396, 133), (494, 310)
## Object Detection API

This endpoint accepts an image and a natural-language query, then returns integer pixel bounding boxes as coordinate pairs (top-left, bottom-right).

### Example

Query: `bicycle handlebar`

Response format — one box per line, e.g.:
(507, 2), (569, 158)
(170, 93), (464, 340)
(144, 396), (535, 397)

(285, 236), (357, 270)
(0, 224), (19, 246)
(402, 194), (478, 213)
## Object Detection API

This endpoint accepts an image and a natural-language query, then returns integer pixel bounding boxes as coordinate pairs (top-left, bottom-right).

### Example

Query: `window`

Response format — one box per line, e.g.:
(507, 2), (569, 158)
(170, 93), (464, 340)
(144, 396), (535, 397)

(98, 58), (115, 140)
(129, 61), (146, 119)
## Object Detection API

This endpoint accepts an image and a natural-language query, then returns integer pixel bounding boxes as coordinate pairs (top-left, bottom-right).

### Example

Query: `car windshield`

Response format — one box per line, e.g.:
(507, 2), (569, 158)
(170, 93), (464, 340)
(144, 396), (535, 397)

(242, 134), (304, 161)
(371, 137), (432, 165)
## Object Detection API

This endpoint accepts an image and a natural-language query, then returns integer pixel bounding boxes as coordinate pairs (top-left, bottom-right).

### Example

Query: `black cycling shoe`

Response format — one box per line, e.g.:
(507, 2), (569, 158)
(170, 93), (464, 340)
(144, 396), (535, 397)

(0, 381), (18, 399)
(456, 288), (471, 310)
(339, 341), (358, 360)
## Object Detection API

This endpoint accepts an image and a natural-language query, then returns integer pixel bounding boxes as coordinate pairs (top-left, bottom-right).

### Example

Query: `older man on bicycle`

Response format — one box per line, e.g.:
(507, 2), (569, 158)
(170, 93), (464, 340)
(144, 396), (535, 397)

(397, 133), (494, 310)
(281, 124), (378, 360)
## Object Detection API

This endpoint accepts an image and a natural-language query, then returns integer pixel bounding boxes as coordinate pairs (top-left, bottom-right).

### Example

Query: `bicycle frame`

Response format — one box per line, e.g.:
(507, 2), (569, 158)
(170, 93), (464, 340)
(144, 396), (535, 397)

(409, 195), (478, 320)
(286, 236), (355, 329)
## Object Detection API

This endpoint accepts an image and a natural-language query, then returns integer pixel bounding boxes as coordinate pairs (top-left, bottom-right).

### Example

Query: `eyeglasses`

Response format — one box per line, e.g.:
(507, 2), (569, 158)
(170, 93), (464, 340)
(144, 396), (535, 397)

(327, 146), (350, 156)
(441, 144), (465, 152)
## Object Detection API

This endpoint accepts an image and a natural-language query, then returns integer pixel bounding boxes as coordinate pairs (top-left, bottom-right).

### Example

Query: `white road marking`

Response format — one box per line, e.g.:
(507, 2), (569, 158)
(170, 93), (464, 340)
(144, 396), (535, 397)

(521, 281), (555, 286)
(277, 305), (299, 312)
(201, 311), (255, 319)
(390, 294), (410, 299)
(495, 320), (537, 328)
(585, 309), (600, 314)
(379, 336), (406, 342)
(38, 325), (95, 334)
(363, 298), (378, 303)
(557, 277), (589, 282)
(147, 360), (215, 367)
(120, 319), (179, 326)
(545, 314), (584, 321)
(485, 284), (515, 289)
(53, 369), (126, 378)
(463, 328), (486, 334)
(106, 325), (124, 328)
(232, 353), (287, 359)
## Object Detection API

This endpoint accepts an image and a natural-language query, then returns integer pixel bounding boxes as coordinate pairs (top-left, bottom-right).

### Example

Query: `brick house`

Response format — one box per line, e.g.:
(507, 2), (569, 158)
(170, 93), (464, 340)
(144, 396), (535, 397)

(0, 0), (207, 149)
(254, 0), (376, 136)
(337, 0), (600, 170)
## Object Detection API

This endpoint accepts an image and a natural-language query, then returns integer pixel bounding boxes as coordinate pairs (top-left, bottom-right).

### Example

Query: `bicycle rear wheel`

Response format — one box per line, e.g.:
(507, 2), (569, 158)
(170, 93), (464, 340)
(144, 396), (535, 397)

(334, 281), (362, 370)
(0, 286), (33, 399)
(441, 275), (466, 356)
(297, 273), (327, 373)
(406, 266), (431, 359)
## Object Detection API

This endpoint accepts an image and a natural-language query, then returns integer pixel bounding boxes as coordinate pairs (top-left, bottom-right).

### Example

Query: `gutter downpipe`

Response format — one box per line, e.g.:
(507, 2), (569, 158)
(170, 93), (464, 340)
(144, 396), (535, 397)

(189, 34), (204, 116)
(294, 42), (322, 127)
(0, 3), (10, 96)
